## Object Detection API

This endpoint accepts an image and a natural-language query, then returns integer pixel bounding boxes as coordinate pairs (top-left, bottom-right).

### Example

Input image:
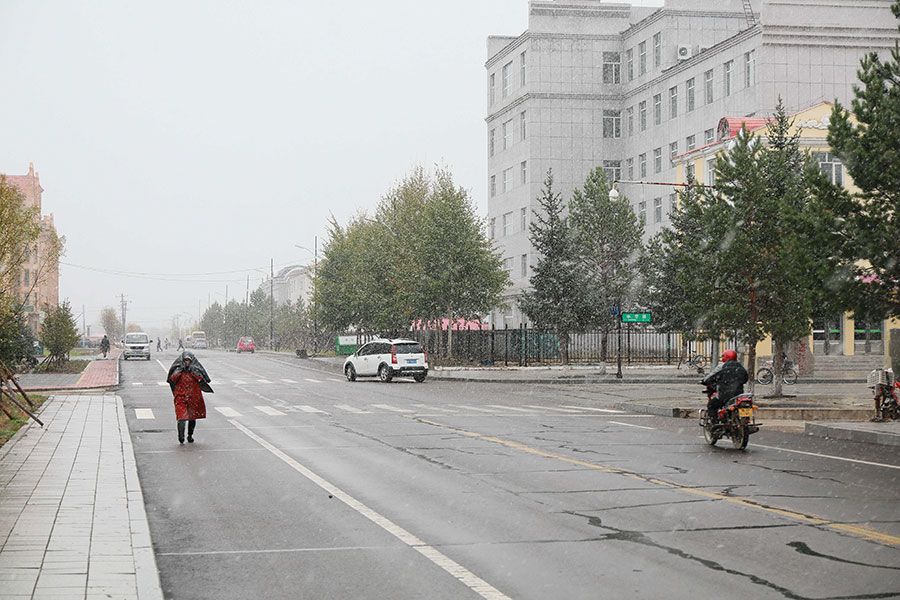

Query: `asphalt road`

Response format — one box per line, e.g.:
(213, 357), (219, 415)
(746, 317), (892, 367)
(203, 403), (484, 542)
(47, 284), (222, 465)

(121, 350), (900, 600)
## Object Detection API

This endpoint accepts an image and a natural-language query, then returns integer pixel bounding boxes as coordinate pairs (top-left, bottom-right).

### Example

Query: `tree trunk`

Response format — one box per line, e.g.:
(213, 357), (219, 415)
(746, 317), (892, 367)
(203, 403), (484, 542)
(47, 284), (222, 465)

(746, 339), (757, 395)
(600, 331), (608, 363)
(447, 314), (454, 360)
(773, 339), (785, 397)
(560, 331), (570, 365)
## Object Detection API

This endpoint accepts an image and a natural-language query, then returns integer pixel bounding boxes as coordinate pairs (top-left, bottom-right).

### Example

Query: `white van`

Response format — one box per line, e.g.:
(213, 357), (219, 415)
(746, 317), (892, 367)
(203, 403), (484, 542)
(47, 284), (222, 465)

(123, 332), (151, 360)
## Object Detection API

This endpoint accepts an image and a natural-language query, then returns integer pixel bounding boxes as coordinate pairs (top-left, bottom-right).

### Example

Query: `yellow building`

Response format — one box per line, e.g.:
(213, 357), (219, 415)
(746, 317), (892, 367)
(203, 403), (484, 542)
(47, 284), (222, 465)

(672, 102), (899, 362)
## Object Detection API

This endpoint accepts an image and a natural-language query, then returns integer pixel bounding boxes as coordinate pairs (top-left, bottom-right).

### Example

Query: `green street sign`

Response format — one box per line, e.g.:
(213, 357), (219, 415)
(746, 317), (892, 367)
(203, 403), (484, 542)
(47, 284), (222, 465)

(621, 312), (652, 323)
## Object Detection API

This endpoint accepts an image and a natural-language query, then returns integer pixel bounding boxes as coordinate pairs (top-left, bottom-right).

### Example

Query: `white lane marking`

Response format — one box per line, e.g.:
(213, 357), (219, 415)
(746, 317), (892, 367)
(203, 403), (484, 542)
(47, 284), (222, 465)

(255, 406), (286, 416)
(232, 380), (247, 385)
(608, 421), (656, 430)
(156, 359), (169, 373)
(562, 405), (624, 413)
(523, 405), (582, 413)
(135, 409), (155, 419)
(295, 405), (329, 414)
(157, 382), (168, 387)
(413, 404), (457, 413)
(449, 404), (497, 413)
(214, 407), (242, 417)
(230, 420), (511, 600)
(754, 444), (900, 471)
(372, 404), (414, 413)
(281, 379), (298, 384)
(487, 405), (539, 413)
(257, 379), (272, 384)
(303, 378), (322, 383)
(329, 378), (345, 383)
(335, 404), (371, 414)
(131, 382), (143, 387)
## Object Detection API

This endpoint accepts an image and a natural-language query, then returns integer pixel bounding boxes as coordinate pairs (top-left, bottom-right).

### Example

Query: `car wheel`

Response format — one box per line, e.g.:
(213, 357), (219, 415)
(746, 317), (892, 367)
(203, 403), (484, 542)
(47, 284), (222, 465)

(378, 364), (393, 383)
(345, 364), (357, 382)
(413, 372), (426, 383)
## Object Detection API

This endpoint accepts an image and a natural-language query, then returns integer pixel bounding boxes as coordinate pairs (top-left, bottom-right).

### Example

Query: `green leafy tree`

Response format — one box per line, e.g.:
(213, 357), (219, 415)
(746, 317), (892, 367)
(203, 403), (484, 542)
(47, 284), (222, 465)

(568, 167), (644, 360)
(222, 300), (250, 348)
(200, 302), (225, 347)
(40, 300), (79, 367)
(519, 171), (591, 364)
(0, 301), (35, 369)
(827, 1), (900, 320)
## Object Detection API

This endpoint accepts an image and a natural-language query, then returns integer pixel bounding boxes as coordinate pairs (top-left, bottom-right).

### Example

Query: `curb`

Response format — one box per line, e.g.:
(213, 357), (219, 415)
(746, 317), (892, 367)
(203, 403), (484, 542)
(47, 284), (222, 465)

(805, 422), (900, 447)
(612, 402), (873, 422)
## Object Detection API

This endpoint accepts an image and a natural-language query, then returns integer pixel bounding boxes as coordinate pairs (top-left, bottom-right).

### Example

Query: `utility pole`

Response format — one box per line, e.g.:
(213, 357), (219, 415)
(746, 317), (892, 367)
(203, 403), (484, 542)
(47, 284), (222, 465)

(120, 294), (127, 339)
(313, 235), (318, 355)
(270, 258), (274, 350)
(81, 304), (86, 348)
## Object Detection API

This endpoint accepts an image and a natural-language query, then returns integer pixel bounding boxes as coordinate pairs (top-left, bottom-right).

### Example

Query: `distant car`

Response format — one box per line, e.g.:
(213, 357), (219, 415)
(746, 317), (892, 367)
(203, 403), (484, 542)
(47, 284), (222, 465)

(344, 338), (428, 383)
(236, 336), (255, 353)
(123, 332), (151, 361)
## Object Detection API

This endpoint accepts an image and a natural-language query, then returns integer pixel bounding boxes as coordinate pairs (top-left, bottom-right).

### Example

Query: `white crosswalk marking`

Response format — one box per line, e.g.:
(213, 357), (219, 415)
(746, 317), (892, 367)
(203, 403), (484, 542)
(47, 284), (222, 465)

(524, 405), (582, 413)
(562, 405), (624, 413)
(449, 404), (497, 413)
(135, 409), (155, 419)
(214, 407), (242, 417)
(303, 378), (322, 383)
(372, 404), (414, 413)
(295, 405), (329, 414)
(487, 405), (540, 413)
(335, 404), (370, 414)
(232, 380), (247, 385)
(257, 379), (272, 384)
(413, 404), (457, 413)
(157, 382), (168, 386)
(131, 382), (143, 387)
(281, 379), (298, 384)
(609, 421), (655, 430)
(254, 406), (285, 416)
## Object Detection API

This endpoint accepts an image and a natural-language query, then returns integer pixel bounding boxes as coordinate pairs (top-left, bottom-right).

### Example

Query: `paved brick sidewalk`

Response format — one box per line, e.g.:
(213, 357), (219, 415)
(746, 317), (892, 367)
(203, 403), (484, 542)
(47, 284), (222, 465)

(15, 350), (120, 392)
(0, 395), (162, 599)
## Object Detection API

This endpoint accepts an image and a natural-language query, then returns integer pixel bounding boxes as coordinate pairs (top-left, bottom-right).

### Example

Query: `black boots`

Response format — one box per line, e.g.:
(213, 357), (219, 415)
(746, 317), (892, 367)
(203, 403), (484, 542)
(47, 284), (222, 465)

(187, 420), (195, 443)
(177, 420), (185, 444)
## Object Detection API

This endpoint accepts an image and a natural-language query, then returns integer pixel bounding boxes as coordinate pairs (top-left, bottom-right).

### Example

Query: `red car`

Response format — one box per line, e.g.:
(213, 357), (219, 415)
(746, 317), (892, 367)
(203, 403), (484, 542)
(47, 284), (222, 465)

(236, 336), (255, 353)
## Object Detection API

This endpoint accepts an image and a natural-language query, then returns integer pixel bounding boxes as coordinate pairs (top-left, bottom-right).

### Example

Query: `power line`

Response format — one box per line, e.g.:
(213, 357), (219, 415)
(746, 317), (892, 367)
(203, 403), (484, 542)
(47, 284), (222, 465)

(58, 260), (298, 282)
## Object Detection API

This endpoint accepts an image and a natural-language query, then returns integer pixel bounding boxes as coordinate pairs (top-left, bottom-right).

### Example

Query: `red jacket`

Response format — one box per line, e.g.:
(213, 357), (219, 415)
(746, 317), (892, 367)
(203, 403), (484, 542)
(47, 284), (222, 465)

(171, 371), (207, 420)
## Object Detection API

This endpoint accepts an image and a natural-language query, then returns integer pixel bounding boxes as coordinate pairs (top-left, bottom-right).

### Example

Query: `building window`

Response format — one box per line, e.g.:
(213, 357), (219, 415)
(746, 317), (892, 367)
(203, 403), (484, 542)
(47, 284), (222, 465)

(23, 269), (29, 286)
(502, 119), (512, 150)
(745, 50), (755, 87)
(626, 106), (634, 136)
(815, 152), (843, 185)
(520, 206), (527, 231)
(705, 69), (714, 104)
(639, 100), (647, 131)
(520, 111), (527, 140)
(521, 254), (528, 278)
(705, 128), (715, 145)
(520, 51), (526, 86)
(639, 200), (647, 222)
(686, 134), (696, 151)
(626, 48), (634, 81)
(653, 32), (661, 68)
(603, 110), (621, 138)
(502, 168), (512, 193)
(639, 153), (647, 178)
(686, 77), (695, 112)
(502, 61), (512, 98)
(490, 73), (495, 105)
(489, 129), (495, 157)
(669, 86), (678, 119)
(490, 175), (496, 197)
(686, 163), (695, 182)
(603, 52), (621, 84)
(489, 217), (496, 239)
(626, 157), (634, 180)
(653, 94), (661, 125)
(706, 157), (717, 186)
(639, 41), (647, 75)
(669, 192), (677, 215)
(503, 257), (514, 273)
(654, 197), (662, 223)
(603, 160), (621, 183)
(502, 212), (512, 236)
(654, 148), (662, 173)
(520, 161), (527, 185)
(669, 141), (678, 160)
(724, 60), (733, 96)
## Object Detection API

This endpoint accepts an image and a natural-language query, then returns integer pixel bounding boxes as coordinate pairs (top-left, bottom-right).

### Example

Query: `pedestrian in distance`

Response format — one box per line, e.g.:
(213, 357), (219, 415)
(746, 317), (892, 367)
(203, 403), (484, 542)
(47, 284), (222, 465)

(166, 351), (213, 444)
(100, 334), (110, 359)
(177, 338), (184, 351)
(157, 338), (162, 352)
(165, 337), (169, 350)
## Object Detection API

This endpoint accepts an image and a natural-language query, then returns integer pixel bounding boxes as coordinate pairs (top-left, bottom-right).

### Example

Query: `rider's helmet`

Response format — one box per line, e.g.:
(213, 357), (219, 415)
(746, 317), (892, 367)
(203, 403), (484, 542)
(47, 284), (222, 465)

(722, 349), (738, 362)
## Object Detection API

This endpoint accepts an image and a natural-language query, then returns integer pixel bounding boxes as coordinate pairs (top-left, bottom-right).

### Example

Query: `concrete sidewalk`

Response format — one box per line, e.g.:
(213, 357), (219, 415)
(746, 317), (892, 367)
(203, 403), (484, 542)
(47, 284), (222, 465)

(0, 395), (162, 599)
(14, 350), (120, 392)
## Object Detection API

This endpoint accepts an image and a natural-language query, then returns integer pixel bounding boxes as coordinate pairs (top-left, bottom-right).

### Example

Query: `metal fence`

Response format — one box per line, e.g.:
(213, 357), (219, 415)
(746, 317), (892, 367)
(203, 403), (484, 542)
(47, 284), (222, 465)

(407, 325), (718, 366)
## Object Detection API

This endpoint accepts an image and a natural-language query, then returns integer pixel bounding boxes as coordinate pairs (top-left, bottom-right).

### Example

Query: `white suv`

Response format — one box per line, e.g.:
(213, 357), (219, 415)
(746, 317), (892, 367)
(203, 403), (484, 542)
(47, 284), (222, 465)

(344, 339), (428, 383)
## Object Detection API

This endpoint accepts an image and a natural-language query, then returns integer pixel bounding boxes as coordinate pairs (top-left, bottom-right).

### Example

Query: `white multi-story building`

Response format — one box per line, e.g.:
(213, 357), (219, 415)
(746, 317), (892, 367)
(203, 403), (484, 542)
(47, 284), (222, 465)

(260, 264), (314, 308)
(486, 0), (897, 326)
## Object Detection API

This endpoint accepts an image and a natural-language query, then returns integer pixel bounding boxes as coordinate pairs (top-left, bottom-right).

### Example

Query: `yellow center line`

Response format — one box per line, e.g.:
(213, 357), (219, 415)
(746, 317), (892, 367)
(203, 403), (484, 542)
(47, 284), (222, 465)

(416, 418), (900, 547)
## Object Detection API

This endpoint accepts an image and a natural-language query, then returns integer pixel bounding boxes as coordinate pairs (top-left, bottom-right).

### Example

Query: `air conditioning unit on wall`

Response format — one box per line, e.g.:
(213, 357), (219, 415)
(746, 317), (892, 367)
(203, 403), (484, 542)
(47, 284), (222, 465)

(677, 45), (692, 60)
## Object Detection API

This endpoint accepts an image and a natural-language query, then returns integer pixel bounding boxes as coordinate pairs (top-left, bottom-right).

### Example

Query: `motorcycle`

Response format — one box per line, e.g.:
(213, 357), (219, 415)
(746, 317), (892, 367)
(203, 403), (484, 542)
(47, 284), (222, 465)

(868, 369), (900, 421)
(699, 383), (760, 450)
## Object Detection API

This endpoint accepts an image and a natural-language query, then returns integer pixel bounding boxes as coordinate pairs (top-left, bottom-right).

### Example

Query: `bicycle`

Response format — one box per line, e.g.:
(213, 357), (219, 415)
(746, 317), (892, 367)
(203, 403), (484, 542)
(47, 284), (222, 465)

(686, 353), (706, 370)
(755, 359), (798, 385)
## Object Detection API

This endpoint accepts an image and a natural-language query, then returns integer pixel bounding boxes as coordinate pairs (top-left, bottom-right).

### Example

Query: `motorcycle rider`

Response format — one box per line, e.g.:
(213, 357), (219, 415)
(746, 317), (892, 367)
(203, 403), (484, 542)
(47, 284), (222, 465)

(702, 349), (749, 425)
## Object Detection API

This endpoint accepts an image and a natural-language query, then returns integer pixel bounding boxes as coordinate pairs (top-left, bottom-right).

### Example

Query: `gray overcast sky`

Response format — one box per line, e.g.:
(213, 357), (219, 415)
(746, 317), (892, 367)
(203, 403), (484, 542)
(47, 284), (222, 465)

(1, 0), (661, 337)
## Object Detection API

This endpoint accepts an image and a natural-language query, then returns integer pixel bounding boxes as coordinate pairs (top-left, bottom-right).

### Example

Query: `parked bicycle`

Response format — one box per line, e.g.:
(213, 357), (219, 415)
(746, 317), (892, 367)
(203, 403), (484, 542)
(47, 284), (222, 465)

(685, 353), (707, 370)
(756, 358), (798, 385)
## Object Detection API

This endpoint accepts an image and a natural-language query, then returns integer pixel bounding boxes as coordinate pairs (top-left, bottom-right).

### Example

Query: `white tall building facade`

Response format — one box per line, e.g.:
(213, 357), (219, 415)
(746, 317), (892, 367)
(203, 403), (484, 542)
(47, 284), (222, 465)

(486, 0), (897, 326)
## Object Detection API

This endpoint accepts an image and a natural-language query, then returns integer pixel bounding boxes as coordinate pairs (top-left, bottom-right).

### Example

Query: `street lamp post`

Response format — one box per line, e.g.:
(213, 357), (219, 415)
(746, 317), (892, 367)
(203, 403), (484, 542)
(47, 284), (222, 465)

(295, 238), (319, 355)
(609, 185), (623, 379)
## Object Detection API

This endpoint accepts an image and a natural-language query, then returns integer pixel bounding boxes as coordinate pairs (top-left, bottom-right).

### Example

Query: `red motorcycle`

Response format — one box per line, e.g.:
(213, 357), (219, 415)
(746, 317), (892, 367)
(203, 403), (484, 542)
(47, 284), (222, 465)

(699, 384), (760, 450)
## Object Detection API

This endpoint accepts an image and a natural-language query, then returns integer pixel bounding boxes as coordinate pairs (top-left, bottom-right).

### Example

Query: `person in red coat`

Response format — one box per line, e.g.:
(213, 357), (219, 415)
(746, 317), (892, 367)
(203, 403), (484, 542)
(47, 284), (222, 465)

(166, 351), (213, 444)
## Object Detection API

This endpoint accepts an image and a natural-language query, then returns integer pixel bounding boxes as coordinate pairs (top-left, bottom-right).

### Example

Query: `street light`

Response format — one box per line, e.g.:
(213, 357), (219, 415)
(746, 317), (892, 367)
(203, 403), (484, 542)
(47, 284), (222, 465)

(295, 238), (319, 355)
(610, 184), (623, 379)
